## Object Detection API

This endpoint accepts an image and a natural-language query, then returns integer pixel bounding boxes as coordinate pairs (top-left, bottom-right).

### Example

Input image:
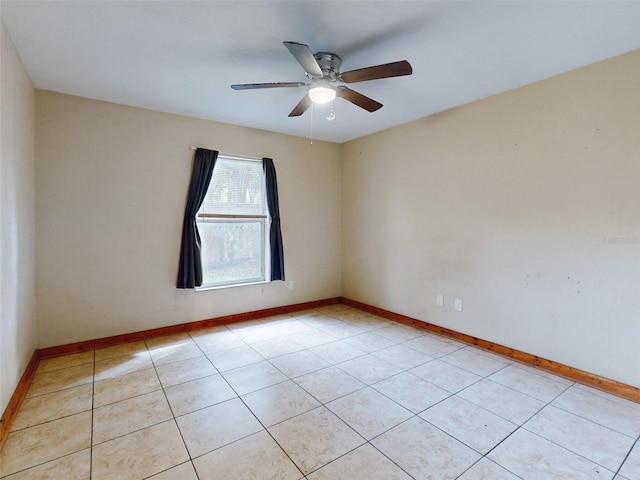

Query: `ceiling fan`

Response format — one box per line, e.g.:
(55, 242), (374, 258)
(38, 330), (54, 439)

(231, 41), (413, 117)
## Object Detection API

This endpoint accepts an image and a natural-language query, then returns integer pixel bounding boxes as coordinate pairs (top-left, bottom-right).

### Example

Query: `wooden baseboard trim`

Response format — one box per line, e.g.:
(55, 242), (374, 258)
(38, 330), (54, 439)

(37, 297), (341, 359)
(341, 297), (640, 403)
(0, 351), (39, 451)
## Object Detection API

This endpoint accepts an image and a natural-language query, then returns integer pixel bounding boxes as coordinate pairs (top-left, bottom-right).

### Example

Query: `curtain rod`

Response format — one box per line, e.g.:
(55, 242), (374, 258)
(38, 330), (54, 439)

(189, 146), (278, 163)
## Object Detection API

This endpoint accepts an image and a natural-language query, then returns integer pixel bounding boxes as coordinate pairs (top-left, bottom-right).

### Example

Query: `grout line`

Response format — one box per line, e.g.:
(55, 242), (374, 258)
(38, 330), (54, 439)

(613, 433), (638, 478)
(89, 350), (95, 479)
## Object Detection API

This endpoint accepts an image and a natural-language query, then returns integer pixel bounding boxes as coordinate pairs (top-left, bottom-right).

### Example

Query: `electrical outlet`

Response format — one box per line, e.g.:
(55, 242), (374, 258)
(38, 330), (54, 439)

(288, 280), (295, 290)
(454, 298), (463, 312)
(436, 294), (444, 307)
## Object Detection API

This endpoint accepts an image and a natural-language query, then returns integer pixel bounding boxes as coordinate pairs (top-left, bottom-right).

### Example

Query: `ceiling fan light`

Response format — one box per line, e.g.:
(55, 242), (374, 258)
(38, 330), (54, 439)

(309, 86), (336, 104)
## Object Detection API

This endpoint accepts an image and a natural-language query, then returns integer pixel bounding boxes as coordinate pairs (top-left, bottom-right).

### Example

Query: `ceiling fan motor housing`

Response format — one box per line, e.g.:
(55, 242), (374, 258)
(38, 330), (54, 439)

(313, 52), (342, 81)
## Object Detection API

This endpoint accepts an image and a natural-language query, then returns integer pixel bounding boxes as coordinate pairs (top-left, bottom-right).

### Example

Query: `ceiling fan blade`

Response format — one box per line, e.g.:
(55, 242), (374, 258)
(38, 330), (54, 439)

(231, 82), (306, 90)
(283, 41), (323, 77)
(340, 60), (412, 83)
(288, 94), (312, 117)
(336, 86), (382, 112)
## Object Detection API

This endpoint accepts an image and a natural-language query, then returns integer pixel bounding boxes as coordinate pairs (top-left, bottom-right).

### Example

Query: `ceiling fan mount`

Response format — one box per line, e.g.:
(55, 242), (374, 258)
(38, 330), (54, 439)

(231, 41), (412, 118)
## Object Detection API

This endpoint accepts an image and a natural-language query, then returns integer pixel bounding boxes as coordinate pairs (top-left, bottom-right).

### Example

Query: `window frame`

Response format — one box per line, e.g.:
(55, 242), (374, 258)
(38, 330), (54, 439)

(194, 155), (270, 290)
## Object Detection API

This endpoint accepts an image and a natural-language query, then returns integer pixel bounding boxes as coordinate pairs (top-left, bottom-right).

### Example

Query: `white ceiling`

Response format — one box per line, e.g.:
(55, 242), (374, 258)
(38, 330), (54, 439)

(3, 1), (640, 144)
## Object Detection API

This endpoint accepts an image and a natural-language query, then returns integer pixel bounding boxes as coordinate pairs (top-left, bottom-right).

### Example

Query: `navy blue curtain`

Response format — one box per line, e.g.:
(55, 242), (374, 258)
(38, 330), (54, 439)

(177, 148), (218, 288)
(263, 158), (285, 281)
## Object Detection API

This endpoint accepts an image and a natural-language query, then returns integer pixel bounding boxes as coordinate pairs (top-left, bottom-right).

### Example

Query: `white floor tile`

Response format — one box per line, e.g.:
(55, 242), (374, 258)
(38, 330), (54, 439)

(251, 336), (305, 358)
(489, 429), (614, 480)
(36, 351), (94, 374)
(11, 383), (93, 431)
(307, 443), (413, 480)
(94, 368), (161, 407)
(232, 324), (281, 344)
(374, 324), (425, 343)
(268, 318), (315, 336)
(164, 374), (237, 417)
(410, 359), (481, 393)
(457, 458), (521, 480)
(242, 380), (321, 427)
(326, 387), (413, 439)
(320, 321), (366, 340)
(524, 405), (634, 471)
(420, 396), (517, 454)
(404, 334), (462, 358)
(269, 349), (331, 378)
(372, 371), (450, 413)
(510, 362), (574, 386)
(553, 384), (640, 437)
(154, 355), (217, 388)
(189, 328), (245, 354)
(287, 329), (338, 348)
(372, 344), (434, 370)
(27, 363), (94, 396)
(94, 341), (148, 362)
(294, 366), (366, 404)
(193, 430), (302, 480)
(206, 344), (264, 371)
(343, 331), (397, 353)
(92, 420), (189, 480)
(0, 449), (91, 480)
(0, 412), (91, 477)
(309, 339), (367, 364)
(489, 363), (570, 402)
(440, 347), (511, 377)
(92, 390), (172, 445)
(176, 398), (262, 458)
(221, 360), (288, 395)
(372, 416), (481, 480)
(148, 342), (202, 367)
(458, 379), (545, 424)
(336, 354), (402, 385)
(268, 406), (365, 475)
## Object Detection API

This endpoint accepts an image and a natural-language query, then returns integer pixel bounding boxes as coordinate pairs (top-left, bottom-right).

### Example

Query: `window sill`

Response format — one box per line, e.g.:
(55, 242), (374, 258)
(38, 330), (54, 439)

(195, 280), (269, 292)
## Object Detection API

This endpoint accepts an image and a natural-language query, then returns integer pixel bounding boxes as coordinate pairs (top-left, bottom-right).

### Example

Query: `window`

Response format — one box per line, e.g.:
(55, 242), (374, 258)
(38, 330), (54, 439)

(196, 155), (269, 288)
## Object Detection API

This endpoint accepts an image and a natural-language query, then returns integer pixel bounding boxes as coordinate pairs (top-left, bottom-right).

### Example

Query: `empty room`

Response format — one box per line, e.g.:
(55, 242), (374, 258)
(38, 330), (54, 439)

(1, 1), (639, 479)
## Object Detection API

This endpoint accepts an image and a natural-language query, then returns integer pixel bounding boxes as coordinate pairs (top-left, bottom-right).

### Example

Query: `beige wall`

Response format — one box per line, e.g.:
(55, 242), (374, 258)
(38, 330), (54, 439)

(0, 20), (37, 417)
(342, 50), (640, 388)
(35, 92), (342, 347)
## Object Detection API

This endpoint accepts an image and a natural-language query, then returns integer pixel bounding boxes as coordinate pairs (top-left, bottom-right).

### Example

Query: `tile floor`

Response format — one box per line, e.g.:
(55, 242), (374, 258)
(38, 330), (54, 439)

(1, 304), (639, 479)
